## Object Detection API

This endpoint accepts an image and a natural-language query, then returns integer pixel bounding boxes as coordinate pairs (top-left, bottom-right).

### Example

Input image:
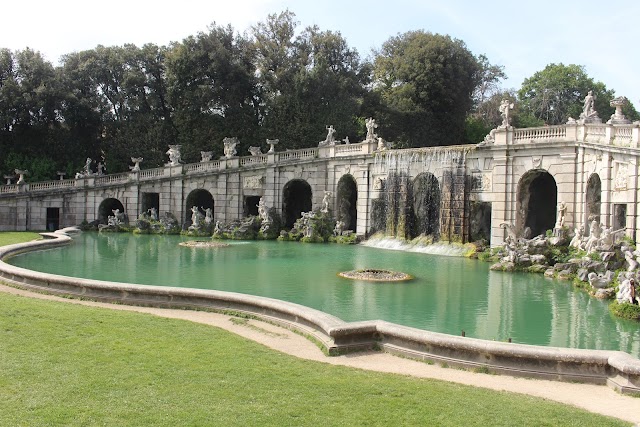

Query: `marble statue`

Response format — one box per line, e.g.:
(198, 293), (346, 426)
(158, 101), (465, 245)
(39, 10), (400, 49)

(204, 207), (213, 225)
(365, 117), (378, 141)
(555, 201), (567, 228)
(569, 226), (584, 249)
(623, 246), (639, 272)
(319, 125), (337, 147)
(97, 161), (106, 176)
(148, 207), (158, 221)
(617, 276), (637, 304)
(57, 171), (66, 180)
(584, 220), (602, 253)
(377, 137), (387, 151)
(267, 139), (279, 153)
(499, 99), (514, 128)
(321, 191), (331, 213)
(130, 157), (143, 172)
(579, 90), (600, 122)
(83, 158), (93, 176)
(4, 175), (14, 185)
(248, 146), (262, 156)
(200, 152), (213, 162)
(257, 197), (272, 232)
(223, 137), (239, 158)
(343, 136), (350, 145)
(333, 220), (345, 236)
(15, 169), (28, 184)
(191, 206), (201, 228)
(214, 221), (222, 235)
(166, 145), (182, 166)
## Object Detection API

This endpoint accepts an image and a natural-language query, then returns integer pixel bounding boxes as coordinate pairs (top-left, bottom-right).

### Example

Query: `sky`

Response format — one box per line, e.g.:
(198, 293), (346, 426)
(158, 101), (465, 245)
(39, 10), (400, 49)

(2, 0), (639, 108)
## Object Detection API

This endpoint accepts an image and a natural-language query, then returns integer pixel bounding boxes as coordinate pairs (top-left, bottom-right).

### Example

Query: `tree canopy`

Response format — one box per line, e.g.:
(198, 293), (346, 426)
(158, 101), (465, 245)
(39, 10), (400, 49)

(0, 11), (636, 180)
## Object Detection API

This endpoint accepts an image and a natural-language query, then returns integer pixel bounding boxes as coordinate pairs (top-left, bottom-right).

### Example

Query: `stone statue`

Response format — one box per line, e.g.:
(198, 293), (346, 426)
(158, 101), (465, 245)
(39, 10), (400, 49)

(343, 136), (350, 145)
(588, 272), (614, 289)
(148, 207), (158, 221)
(200, 152), (213, 162)
(84, 158), (93, 176)
(97, 161), (106, 176)
(248, 146), (262, 156)
(57, 171), (66, 180)
(377, 137), (387, 151)
(499, 99), (514, 127)
(617, 277), (637, 304)
(166, 145), (182, 166)
(4, 175), (14, 185)
(257, 198), (272, 232)
(569, 226), (584, 249)
(223, 137), (239, 158)
(130, 157), (143, 172)
(333, 220), (345, 236)
(319, 125), (337, 147)
(204, 207), (213, 225)
(191, 206), (200, 228)
(321, 191), (331, 213)
(267, 139), (279, 153)
(579, 90), (600, 122)
(555, 201), (567, 228)
(365, 117), (378, 142)
(14, 169), (28, 184)
(584, 220), (601, 253)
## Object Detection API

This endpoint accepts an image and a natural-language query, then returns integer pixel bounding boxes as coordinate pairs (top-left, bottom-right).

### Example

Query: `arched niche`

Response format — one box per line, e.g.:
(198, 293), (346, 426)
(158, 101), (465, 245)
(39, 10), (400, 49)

(516, 170), (557, 237)
(185, 189), (214, 225)
(283, 179), (312, 229)
(586, 173), (601, 224)
(98, 198), (125, 224)
(336, 174), (357, 232)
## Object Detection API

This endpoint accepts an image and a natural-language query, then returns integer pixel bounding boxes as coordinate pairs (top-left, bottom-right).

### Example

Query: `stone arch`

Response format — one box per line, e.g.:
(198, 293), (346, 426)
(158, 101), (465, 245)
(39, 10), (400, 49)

(98, 198), (125, 224)
(185, 189), (214, 226)
(411, 172), (441, 238)
(586, 173), (601, 224)
(516, 170), (557, 237)
(283, 179), (312, 229)
(336, 174), (357, 232)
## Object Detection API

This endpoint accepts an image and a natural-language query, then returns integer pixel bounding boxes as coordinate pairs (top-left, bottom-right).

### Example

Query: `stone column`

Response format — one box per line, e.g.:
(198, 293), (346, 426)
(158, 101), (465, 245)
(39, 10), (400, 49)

(490, 154), (509, 247)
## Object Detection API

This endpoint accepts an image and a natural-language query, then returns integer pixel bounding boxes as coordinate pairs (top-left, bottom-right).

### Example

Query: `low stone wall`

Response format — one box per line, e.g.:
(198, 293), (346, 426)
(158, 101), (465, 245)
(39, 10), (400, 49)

(2, 230), (640, 394)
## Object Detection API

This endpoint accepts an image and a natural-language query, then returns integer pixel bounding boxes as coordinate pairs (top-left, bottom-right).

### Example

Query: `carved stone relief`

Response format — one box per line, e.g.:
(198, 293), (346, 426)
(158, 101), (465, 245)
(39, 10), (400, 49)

(243, 176), (265, 189)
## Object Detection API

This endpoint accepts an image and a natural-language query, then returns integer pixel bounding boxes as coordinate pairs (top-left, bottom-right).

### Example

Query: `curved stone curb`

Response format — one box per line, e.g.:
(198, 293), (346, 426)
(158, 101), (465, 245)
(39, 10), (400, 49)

(2, 230), (640, 394)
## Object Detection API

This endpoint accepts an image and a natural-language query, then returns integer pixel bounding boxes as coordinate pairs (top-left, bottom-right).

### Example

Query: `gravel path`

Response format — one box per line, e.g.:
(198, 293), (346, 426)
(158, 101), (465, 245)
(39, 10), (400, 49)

(2, 283), (639, 424)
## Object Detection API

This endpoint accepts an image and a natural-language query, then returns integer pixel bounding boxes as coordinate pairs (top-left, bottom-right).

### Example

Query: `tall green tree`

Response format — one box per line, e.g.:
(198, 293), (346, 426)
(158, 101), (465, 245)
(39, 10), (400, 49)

(251, 11), (367, 148)
(167, 24), (259, 160)
(518, 63), (614, 125)
(0, 48), (63, 180)
(372, 31), (480, 147)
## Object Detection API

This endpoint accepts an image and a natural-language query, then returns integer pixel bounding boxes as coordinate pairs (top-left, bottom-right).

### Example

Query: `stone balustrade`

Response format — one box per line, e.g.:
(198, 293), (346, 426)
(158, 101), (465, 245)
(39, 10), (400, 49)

(0, 142), (373, 195)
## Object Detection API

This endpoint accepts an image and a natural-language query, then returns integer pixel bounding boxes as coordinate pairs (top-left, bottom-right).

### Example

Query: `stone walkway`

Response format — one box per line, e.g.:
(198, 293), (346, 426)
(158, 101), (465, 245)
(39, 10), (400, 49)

(2, 283), (639, 424)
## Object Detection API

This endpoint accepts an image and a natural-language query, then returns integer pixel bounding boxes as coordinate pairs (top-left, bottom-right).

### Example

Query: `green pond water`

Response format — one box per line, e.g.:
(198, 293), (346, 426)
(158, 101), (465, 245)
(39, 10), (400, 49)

(8, 232), (640, 355)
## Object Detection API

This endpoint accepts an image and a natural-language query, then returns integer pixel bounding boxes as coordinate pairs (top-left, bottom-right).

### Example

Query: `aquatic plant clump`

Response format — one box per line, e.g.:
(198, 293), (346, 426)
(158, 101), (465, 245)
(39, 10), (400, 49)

(338, 269), (412, 282)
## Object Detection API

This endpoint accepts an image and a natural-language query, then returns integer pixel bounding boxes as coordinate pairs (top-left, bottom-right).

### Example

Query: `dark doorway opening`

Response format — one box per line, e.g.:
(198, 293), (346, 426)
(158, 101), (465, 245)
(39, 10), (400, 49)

(516, 170), (557, 237)
(141, 192), (160, 216)
(245, 196), (261, 216)
(46, 207), (60, 231)
(336, 175), (357, 231)
(586, 174), (601, 224)
(283, 180), (312, 229)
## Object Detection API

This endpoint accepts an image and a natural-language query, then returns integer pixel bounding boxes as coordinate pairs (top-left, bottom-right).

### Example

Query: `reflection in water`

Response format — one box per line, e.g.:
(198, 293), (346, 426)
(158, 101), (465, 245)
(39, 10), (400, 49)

(8, 232), (640, 355)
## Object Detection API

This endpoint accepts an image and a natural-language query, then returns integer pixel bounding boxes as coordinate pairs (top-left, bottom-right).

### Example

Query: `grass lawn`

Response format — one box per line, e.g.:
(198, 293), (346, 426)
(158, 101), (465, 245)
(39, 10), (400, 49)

(0, 231), (42, 246)
(0, 232), (630, 426)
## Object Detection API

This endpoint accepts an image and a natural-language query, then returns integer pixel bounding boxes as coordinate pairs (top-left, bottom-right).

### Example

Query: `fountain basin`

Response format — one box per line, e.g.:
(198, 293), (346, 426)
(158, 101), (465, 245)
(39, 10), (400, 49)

(339, 269), (412, 282)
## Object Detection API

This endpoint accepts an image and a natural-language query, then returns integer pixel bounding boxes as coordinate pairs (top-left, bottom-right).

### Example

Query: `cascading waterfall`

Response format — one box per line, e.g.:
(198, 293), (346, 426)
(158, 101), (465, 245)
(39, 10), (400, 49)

(369, 145), (474, 252)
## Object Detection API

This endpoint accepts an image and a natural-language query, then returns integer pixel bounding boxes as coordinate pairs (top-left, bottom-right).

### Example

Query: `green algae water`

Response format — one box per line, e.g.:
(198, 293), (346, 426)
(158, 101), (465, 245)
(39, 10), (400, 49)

(8, 232), (640, 355)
